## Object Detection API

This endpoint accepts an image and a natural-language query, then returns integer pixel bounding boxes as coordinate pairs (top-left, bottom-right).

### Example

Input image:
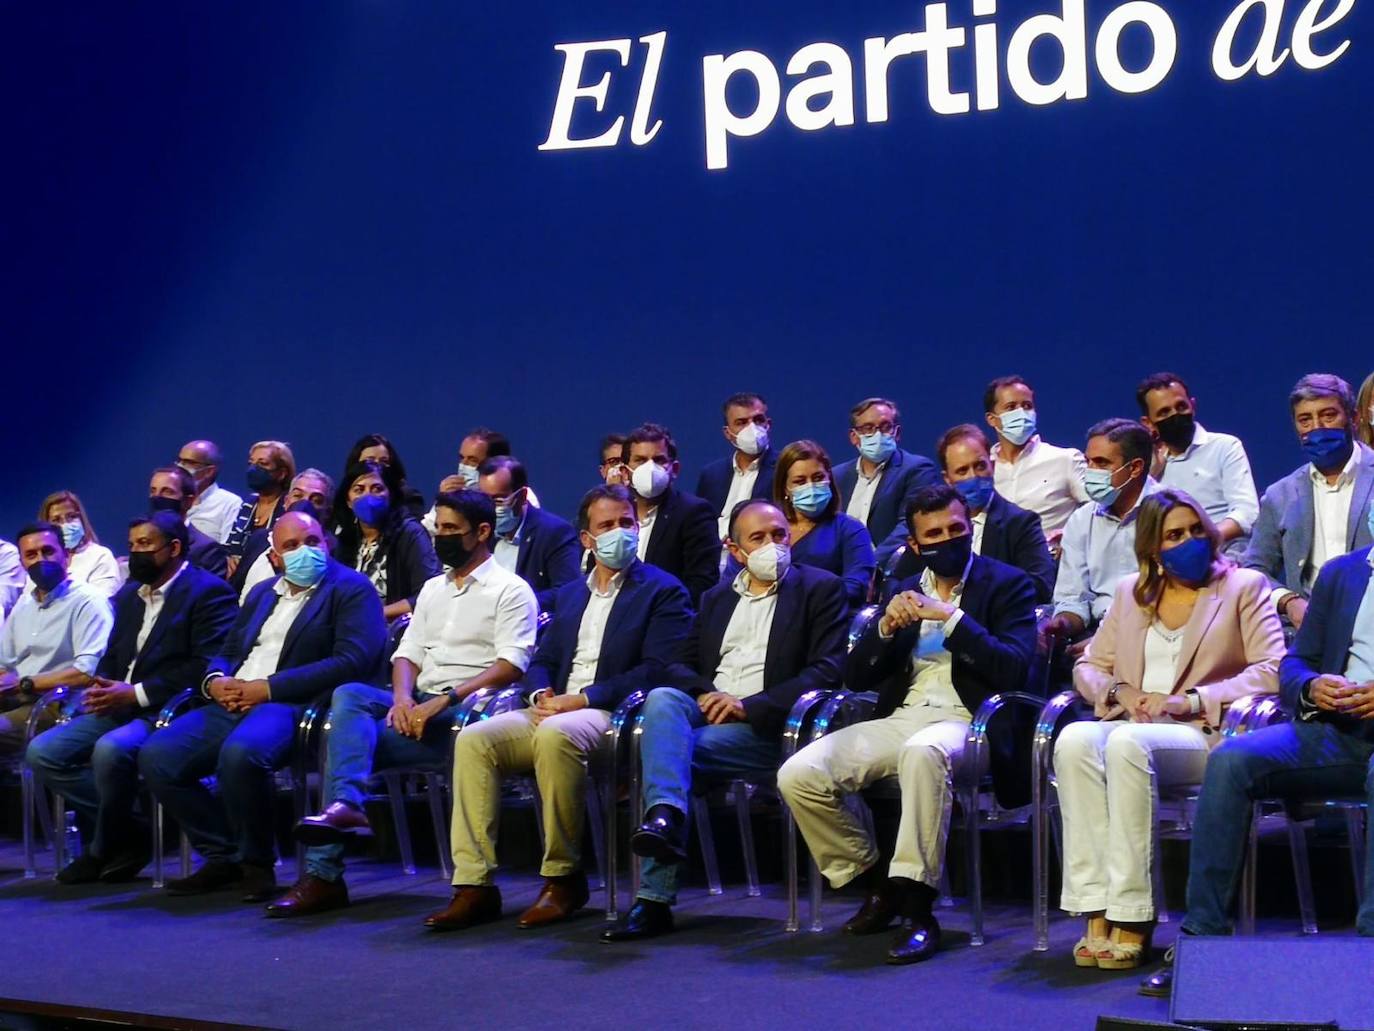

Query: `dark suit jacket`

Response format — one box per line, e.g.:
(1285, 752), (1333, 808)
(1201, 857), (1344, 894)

(695, 450), (778, 516)
(511, 505), (583, 611)
(848, 555), (1039, 806)
(378, 517), (442, 610)
(188, 525), (229, 580)
(663, 565), (848, 739)
(884, 493), (1056, 604)
(97, 563), (238, 710)
(642, 486), (721, 606)
(209, 559), (387, 704)
(835, 448), (942, 564)
(523, 561), (692, 711)
(1280, 546), (1374, 740)
(724, 513), (876, 610)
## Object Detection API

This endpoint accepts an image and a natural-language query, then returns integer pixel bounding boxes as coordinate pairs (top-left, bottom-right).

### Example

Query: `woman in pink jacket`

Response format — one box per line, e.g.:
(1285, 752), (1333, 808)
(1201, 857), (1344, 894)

(1054, 488), (1284, 970)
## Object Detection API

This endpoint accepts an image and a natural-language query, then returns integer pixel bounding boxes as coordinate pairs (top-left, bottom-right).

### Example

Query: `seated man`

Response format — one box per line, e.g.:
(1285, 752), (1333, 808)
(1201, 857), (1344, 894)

(268, 491), (537, 917)
(139, 511), (386, 902)
(1137, 371), (1259, 558)
(779, 484), (1037, 964)
(430, 485), (692, 931)
(884, 424), (1055, 603)
(0, 523), (114, 755)
(424, 427), (540, 531)
(622, 422), (720, 605)
(238, 469), (337, 601)
(148, 466), (230, 578)
(1043, 419), (1160, 651)
(601, 499), (848, 942)
(178, 439), (243, 544)
(1141, 536), (1374, 996)
(27, 513), (237, 883)
(477, 456), (580, 610)
(1244, 373), (1374, 630)
(695, 392), (776, 540)
(835, 397), (942, 566)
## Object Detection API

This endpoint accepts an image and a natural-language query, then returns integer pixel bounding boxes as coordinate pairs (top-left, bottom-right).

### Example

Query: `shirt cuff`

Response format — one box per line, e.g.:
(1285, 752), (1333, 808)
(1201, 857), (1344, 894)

(496, 647), (532, 673)
(1271, 588), (1295, 611)
(133, 683), (149, 709)
(1297, 679), (1321, 721)
(73, 655), (101, 677)
(201, 671), (226, 698)
(942, 609), (965, 634)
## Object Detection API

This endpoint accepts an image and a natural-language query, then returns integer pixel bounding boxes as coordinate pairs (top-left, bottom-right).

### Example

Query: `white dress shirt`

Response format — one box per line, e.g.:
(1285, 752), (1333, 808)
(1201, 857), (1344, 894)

(239, 551), (276, 603)
(188, 482), (244, 544)
(717, 456), (763, 538)
(971, 510), (987, 554)
(636, 507), (658, 561)
(67, 544), (122, 598)
(992, 436), (1090, 535)
(128, 561), (188, 708)
(845, 461), (887, 527)
(564, 569), (626, 695)
(393, 558), (538, 697)
(1159, 424), (1259, 538)
(1308, 449), (1360, 589)
(235, 579), (319, 687)
(882, 566), (970, 715)
(712, 569), (781, 699)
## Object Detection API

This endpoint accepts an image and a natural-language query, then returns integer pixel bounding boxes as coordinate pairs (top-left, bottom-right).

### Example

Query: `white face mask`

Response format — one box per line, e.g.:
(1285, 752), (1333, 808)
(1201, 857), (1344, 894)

(733, 422), (769, 457)
(631, 460), (671, 500)
(745, 542), (791, 582)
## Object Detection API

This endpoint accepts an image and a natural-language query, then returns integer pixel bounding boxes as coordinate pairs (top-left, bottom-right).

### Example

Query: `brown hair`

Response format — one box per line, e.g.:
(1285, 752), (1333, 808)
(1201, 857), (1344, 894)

(773, 439), (839, 523)
(1131, 488), (1224, 609)
(37, 490), (99, 547)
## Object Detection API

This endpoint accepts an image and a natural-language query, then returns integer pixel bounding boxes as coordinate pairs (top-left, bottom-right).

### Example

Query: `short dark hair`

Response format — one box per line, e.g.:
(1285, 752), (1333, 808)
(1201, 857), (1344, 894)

(722, 392), (767, 420)
(434, 489), (496, 534)
(1087, 417), (1154, 468)
(477, 455), (528, 493)
(130, 511), (190, 554)
(577, 484), (634, 531)
(623, 422), (678, 462)
(464, 427), (511, 458)
(849, 397), (901, 428)
(599, 433), (627, 462)
(16, 521), (64, 553)
(1289, 373), (1356, 421)
(152, 465), (196, 499)
(935, 424), (990, 471)
(727, 498), (782, 541)
(904, 484), (970, 534)
(983, 375), (1031, 414)
(1135, 372), (1191, 415)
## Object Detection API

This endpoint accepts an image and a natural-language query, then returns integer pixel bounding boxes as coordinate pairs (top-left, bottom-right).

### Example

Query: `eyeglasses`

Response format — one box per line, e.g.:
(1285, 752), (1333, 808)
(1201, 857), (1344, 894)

(854, 421), (897, 436)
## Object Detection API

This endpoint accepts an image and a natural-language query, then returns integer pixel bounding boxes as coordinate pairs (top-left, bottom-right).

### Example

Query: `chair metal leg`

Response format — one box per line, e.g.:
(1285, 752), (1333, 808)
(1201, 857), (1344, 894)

(586, 777), (607, 891)
(1345, 807), (1366, 907)
(1032, 773), (1052, 951)
(693, 795), (723, 896)
(180, 832), (192, 878)
(630, 723), (644, 899)
(384, 772), (417, 875)
(292, 760), (309, 878)
(52, 793), (68, 877)
(424, 773), (453, 880)
(21, 765), (38, 879)
(784, 798), (800, 932)
(604, 757), (620, 920)
(1151, 781), (1169, 926)
(1238, 804), (1259, 936)
(152, 801), (165, 888)
(1286, 815), (1318, 935)
(964, 788), (984, 946)
(807, 857), (824, 932)
(732, 781), (760, 898)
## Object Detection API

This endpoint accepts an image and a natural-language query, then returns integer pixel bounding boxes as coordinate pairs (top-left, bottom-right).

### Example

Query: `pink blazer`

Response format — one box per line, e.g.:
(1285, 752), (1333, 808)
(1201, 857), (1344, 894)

(1073, 565), (1284, 737)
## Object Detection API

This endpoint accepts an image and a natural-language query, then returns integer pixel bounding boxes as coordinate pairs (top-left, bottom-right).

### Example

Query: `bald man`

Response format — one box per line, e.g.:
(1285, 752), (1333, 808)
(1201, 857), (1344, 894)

(140, 512), (387, 902)
(178, 439), (243, 544)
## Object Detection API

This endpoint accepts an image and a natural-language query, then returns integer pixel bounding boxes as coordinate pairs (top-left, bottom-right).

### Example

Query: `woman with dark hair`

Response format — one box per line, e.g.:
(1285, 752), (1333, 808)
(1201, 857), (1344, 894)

(341, 433), (426, 519)
(332, 460), (441, 621)
(1054, 488), (1283, 971)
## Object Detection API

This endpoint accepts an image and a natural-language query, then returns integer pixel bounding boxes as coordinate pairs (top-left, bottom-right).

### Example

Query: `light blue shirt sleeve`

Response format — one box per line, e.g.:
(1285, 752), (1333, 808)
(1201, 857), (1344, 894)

(1052, 504), (1093, 624)
(1217, 435), (1260, 533)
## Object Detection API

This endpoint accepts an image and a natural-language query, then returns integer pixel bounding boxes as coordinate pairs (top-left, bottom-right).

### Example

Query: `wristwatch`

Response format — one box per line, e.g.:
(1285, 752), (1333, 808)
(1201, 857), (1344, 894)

(1106, 682), (1124, 707)
(17, 676), (35, 697)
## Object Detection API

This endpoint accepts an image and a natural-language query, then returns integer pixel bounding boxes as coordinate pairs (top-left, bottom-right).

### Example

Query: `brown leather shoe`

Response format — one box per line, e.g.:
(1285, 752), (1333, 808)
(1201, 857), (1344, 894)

(424, 885), (502, 932)
(516, 872), (590, 929)
(843, 872), (902, 935)
(294, 802), (373, 846)
(265, 875), (350, 918)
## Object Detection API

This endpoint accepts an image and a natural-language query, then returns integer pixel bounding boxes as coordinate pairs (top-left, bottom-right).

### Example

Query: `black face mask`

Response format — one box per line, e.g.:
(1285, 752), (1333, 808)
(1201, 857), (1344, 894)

(1154, 412), (1196, 452)
(434, 533), (477, 569)
(28, 560), (65, 593)
(127, 547), (171, 586)
(918, 534), (974, 580)
(147, 495), (183, 515)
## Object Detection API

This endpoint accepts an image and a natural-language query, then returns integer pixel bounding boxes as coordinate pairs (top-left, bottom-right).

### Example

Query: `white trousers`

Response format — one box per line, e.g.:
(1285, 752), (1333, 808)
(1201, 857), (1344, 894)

(778, 704), (972, 890)
(1054, 719), (1211, 922)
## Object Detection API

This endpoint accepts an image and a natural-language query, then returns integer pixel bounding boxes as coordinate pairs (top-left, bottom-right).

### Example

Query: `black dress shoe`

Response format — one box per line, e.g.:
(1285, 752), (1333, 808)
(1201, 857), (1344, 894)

(56, 853), (107, 886)
(239, 863), (278, 903)
(1139, 945), (1175, 997)
(844, 872), (903, 935)
(886, 914), (942, 965)
(630, 805), (687, 864)
(100, 842), (153, 883)
(165, 861), (243, 896)
(600, 899), (674, 943)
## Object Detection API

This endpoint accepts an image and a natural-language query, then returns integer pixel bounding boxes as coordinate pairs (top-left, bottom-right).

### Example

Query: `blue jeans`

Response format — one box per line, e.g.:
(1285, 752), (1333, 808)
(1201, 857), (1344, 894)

(307, 682), (455, 882)
(138, 701), (298, 868)
(1183, 719), (1374, 936)
(27, 712), (154, 857)
(636, 688), (779, 905)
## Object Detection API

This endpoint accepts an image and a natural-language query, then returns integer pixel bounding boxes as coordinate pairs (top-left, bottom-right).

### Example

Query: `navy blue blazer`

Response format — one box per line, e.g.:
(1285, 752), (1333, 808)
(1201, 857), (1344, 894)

(642, 486), (721, 607)
(884, 492), (1056, 604)
(695, 450), (778, 516)
(209, 559), (387, 705)
(511, 504), (583, 611)
(835, 448), (942, 564)
(663, 564), (848, 739)
(1280, 547), (1374, 740)
(523, 561), (692, 711)
(724, 513), (876, 610)
(97, 563), (238, 710)
(188, 525), (229, 581)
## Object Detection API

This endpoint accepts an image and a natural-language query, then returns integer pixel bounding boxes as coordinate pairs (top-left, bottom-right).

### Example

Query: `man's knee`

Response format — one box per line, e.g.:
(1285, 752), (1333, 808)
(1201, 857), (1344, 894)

(92, 734), (139, 778)
(777, 752), (824, 803)
(455, 722), (496, 765)
(24, 728), (61, 773)
(641, 687), (692, 719)
(898, 739), (950, 780)
(217, 737), (277, 779)
(330, 682), (375, 715)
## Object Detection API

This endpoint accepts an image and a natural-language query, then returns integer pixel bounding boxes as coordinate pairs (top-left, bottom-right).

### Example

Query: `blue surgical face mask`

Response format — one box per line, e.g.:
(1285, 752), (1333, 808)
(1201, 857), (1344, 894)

(246, 464), (277, 493)
(495, 503), (521, 536)
(858, 431), (898, 465)
(352, 493), (389, 528)
(593, 526), (639, 570)
(1084, 464), (1136, 506)
(790, 482), (833, 518)
(455, 464), (480, 488)
(59, 521), (85, 550)
(1159, 535), (1213, 585)
(954, 476), (995, 512)
(997, 408), (1037, 447)
(282, 544), (328, 588)
(1301, 426), (1354, 473)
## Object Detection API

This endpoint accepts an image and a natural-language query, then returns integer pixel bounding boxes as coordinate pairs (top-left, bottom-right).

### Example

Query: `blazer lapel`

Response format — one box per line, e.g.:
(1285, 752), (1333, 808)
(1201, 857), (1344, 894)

(763, 572), (802, 686)
(1172, 581), (1224, 690)
(279, 566), (334, 665)
(1284, 472), (1314, 589)
(1348, 452), (1374, 549)
(132, 569), (191, 678)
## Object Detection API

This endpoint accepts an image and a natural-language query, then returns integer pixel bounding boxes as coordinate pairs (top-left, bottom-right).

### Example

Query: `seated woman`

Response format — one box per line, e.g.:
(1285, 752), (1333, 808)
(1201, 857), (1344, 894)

(727, 440), (875, 609)
(342, 433), (426, 519)
(225, 440), (295, 580)
(1053, 488), (1283, 970)
(332, 460), (441, 621)
(38, 491), (119, 596)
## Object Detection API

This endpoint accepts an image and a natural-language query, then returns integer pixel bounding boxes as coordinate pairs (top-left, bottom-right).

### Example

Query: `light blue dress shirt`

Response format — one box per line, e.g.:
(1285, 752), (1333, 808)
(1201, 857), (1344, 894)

(0, 578), (113, 679)
(1159, 423), (1259, 554)
(1052, 478), (1162, 626)
(1342, 550), (1374, 685)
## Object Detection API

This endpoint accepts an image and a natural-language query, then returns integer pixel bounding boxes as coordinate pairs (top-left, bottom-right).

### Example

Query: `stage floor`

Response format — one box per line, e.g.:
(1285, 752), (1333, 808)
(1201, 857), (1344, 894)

(0, 843), (1318, 1031)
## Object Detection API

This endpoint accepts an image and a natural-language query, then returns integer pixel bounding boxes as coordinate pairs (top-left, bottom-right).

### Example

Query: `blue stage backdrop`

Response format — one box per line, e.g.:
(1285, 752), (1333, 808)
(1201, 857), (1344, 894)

(5, 1), (1372, 540)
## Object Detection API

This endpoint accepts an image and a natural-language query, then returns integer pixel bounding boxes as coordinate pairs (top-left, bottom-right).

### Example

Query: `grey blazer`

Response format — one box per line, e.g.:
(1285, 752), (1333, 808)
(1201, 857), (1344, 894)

(1242, 443), (1374, 596)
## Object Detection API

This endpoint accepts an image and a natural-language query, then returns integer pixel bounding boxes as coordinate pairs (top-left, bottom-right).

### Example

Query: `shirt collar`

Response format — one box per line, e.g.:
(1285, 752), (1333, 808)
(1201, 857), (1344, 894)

(274, 576), (319, 600)
(139, 560), (188, 603)
(503, 507), (530, 544)
(993, 434), (1040, 462)
(919, 553), (973, 597)
(733, 456), (762, 476)
(448, 555), (497, 593)
(586, 565), (628, 598)
(31, 578), (72, 607)
(1309, 445), (1362, 487)
(1166, 422), (1210, 461)
(731, 567), (783, 599)
(1096, 476), (1161, 521)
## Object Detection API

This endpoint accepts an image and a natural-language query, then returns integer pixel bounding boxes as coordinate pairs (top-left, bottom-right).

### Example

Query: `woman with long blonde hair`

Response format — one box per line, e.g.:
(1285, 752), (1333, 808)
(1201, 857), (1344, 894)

(37, 490), (119, 597)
